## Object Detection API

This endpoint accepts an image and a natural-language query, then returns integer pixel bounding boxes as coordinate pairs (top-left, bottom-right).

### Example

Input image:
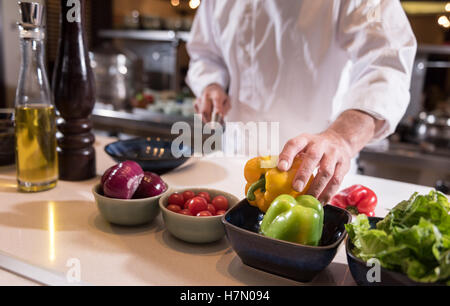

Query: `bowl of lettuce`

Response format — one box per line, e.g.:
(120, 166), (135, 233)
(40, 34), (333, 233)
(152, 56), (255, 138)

(345, 190), (449, 286)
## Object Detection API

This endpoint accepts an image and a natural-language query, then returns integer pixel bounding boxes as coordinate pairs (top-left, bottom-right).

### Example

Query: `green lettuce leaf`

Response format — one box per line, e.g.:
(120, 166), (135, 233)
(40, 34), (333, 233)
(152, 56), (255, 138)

(347, 190), (450, 284)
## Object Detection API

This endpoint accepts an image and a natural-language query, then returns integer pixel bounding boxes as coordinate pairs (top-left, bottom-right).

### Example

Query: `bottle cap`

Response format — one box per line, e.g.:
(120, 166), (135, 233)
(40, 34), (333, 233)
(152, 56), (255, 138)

(18, 1), (44, 29)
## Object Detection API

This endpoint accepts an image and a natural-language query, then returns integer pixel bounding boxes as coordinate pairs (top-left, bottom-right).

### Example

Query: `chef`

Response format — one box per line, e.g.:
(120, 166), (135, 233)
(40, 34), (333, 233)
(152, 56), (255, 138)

(186, 0), (417, 202)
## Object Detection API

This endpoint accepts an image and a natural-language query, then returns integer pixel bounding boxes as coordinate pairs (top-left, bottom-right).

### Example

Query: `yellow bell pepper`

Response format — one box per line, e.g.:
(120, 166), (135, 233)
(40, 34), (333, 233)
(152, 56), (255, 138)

(244, 156), (313, 212)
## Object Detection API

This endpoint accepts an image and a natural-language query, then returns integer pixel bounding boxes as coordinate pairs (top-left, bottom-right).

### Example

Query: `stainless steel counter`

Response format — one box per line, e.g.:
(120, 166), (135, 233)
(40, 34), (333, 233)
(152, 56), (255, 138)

(359, 142), (450, 187)
(92, 107), (194, 139)
(360, 142), (450, 171)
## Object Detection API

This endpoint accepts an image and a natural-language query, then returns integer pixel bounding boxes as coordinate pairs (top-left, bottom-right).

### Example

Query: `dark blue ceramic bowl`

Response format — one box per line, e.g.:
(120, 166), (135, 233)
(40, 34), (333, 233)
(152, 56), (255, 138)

(222, 199), (352, 283)
(104, 137), (192, 175)
(346, 217), (446, 286)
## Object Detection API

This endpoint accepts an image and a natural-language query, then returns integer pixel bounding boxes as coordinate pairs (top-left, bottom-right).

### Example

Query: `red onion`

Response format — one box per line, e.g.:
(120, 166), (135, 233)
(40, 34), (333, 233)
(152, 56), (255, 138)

(133, 172), (167, 199)
(102, 161), (144, 199)
(101, 165), (115, 186)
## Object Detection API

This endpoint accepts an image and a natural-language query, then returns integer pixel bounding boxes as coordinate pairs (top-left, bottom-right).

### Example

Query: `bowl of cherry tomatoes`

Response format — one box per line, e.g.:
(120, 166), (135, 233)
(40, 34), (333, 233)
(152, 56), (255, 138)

(159, 188), (240, 243)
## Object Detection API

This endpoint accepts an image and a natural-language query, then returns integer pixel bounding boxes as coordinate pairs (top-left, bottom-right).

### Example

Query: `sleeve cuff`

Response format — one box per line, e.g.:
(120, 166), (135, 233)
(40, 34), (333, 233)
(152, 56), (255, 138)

(185, 51), (230, 97)
(186, 68), (229, 97)
(337, 84), (411, 142)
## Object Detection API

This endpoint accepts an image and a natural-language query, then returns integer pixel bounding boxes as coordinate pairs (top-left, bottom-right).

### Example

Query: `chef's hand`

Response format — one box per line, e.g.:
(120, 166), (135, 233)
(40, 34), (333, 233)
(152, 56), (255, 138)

(194, 83), (231, 123)
(277, 110), (383, 203)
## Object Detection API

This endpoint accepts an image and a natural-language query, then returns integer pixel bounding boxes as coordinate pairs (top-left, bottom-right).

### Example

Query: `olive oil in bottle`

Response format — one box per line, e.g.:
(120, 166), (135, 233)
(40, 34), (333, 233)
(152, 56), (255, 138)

(15, 2), (58, 192)
(15, 105), (58, 192)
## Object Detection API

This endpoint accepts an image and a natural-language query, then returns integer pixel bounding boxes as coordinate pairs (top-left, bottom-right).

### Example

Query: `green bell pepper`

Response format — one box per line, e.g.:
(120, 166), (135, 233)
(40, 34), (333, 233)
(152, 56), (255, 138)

(260, 194), (324, 246)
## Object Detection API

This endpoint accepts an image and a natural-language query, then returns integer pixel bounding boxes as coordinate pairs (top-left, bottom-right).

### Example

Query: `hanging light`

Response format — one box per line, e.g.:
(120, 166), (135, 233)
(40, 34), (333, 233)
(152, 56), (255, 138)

(171, 0), (180, 7)
(189, 0), (201, 10)
(446, 3), (450, 12)
(438, 15), (450, 28)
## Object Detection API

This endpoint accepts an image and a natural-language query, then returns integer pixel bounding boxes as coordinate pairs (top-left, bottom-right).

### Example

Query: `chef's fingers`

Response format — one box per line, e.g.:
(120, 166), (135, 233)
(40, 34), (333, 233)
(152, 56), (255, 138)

(292, 143), (324, 192)
(199, 95), (213, 123)
(194, 98), (200, 113)
(223, 96), (231, 116)
(210, 90), (228, 118)
(278, 136), (309, 171)
(318, 159), (350, 204)
(306, 152), (338, 199)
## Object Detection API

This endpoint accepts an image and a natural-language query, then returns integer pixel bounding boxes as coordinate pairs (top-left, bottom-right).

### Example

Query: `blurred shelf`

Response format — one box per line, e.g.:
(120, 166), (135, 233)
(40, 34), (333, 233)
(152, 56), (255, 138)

(98, 29), (191, 42)
(426, 61), (450, 68)
(402, 1), (449, 15)
(418, 44), (450, 55)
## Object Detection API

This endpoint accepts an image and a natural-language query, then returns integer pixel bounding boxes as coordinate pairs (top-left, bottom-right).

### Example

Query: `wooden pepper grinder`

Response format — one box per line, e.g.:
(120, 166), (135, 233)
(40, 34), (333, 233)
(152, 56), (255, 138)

(52, 0), (96, 181)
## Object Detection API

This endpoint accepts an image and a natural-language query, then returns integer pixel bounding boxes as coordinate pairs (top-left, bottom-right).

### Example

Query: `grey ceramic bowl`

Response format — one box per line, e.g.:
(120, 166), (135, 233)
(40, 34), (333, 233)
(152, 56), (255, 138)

(159, 188), (240, 243)
(92, 183), (169, 226)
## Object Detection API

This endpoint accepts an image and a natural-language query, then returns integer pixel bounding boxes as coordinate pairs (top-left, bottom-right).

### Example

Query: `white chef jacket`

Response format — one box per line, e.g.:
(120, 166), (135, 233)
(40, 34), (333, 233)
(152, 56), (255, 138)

(186, 0), (417, 152)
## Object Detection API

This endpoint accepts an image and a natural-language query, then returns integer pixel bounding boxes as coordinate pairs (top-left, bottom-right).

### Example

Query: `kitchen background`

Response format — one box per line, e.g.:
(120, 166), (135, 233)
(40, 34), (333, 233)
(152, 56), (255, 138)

(0, 0), (449, 191)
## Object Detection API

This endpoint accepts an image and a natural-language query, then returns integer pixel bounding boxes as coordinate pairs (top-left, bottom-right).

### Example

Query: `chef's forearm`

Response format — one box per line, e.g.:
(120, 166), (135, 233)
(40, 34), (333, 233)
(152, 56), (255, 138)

(325, 110), (385, 157)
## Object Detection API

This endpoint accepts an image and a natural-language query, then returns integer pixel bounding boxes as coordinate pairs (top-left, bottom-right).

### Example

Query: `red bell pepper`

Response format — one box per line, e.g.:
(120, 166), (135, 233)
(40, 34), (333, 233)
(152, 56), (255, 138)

(330, 185), (377, 217)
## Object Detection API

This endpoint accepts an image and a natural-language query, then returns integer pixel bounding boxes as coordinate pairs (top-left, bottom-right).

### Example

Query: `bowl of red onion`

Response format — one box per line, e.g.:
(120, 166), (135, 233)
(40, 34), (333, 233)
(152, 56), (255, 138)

(93, 161), (170, 226)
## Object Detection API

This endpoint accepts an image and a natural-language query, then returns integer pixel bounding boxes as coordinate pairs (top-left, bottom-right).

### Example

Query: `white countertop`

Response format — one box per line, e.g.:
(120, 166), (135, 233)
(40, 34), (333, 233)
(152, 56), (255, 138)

(0, 136), (435, 286)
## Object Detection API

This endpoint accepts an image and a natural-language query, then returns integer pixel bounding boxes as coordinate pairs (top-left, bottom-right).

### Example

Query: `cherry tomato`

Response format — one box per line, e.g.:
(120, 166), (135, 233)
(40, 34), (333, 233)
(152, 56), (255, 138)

(197, 211), (213, 217)
(207, 204), (216, 215)
(197, 191), (211, 203)
(215, 210), (227, 216)
(187, 196), (208, 216)
(167, 204), (182, 213)
(182, 190), (196, 202)
(179, 209), (193, 216)
(212, 195), (229, 211)
(168, 193), (184, 207)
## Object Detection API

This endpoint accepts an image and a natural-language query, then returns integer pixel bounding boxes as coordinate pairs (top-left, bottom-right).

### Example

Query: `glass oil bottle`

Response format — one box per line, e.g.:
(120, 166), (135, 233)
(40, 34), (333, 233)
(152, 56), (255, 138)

(15, 2), (58, 192)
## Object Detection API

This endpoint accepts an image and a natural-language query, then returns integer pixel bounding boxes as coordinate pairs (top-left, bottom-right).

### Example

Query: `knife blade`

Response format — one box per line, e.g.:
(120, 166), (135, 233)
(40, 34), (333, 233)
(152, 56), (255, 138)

(0, 251), (91, 286)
